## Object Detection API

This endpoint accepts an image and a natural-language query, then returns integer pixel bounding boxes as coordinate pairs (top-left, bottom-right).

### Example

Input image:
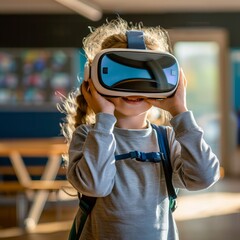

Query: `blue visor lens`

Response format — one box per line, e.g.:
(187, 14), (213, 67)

(98, 51), (179, 93)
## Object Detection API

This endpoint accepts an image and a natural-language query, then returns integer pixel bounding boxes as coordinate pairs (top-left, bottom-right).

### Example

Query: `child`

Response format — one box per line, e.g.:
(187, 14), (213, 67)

(61, 18), (220, 240)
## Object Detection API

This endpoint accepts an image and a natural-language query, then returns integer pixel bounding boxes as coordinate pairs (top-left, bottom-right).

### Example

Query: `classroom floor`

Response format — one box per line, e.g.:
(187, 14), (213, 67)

(0, 177), (239, 240)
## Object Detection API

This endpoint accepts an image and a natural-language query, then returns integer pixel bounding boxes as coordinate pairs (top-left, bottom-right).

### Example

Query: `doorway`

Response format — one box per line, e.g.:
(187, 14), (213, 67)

(168, 28), (234, 176)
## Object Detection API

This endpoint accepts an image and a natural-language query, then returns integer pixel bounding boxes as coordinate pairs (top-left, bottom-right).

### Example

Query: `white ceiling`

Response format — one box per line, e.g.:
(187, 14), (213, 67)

(0, 0), (240, 15)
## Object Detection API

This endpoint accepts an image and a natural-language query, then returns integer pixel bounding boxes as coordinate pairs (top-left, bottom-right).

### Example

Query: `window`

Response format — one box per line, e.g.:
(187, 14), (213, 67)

(174, 42), (220, 156)
(169, 28), (231, 172)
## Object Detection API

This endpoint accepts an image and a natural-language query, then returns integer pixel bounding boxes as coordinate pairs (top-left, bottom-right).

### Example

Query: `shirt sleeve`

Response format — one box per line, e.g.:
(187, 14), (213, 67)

(67, 113), (117, 197)
(168, 111), (220, 190)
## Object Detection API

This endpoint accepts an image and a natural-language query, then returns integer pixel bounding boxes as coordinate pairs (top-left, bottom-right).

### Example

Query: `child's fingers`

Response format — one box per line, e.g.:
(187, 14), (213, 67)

(83, 79), (103, 103)
(88, 79), (96, 93)
(86, 79), (102, 99)
(81, 81), (89, 95)
(179, 68), (187, 88)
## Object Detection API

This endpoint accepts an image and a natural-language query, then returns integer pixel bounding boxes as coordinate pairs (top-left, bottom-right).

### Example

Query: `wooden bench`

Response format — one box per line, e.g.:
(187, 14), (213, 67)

(0, 180), (70, 192)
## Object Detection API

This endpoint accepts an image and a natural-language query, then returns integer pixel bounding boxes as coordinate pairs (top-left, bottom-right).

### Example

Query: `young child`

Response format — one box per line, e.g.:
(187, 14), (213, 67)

(61, 18), (220, 240)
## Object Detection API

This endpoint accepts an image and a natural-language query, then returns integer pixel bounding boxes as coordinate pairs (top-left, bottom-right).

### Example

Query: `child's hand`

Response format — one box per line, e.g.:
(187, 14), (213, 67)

(81, 79), (115, 115)
(147, 69), (188, 117)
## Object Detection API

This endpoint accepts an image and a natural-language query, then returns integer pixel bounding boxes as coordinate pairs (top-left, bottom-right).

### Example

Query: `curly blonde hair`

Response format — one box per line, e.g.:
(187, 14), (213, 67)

(58, 17), (173, 148)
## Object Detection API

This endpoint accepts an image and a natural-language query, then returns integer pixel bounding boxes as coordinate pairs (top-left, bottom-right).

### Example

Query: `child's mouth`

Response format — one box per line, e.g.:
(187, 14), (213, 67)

(122, 97), (145, 103)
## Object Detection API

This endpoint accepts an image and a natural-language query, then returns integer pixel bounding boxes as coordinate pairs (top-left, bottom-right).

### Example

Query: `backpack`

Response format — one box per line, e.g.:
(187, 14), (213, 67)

(68, 124), (178, 240)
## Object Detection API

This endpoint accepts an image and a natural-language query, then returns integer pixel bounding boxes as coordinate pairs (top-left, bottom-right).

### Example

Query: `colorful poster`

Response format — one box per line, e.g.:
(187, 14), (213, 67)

(0, 48), (79, 108)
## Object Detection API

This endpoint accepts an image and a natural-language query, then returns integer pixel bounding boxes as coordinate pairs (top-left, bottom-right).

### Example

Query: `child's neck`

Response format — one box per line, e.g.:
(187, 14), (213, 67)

(115, 114), (148, 129)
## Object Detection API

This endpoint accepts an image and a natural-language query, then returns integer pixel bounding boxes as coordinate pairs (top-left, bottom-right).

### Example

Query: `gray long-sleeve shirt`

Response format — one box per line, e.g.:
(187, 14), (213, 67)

(68, 111), (220, 240)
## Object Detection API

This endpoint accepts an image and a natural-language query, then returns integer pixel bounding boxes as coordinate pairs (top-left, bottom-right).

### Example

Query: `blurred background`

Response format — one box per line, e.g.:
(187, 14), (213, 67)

(0, 0), (239, 239)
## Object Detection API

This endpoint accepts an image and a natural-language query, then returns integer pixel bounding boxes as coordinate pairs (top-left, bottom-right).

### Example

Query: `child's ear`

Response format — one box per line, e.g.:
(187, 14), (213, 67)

(84, 62), (90, 81)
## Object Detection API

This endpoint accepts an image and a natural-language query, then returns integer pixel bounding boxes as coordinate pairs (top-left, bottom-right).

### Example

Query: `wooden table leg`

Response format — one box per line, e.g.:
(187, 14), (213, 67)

(9, 151), (32, 185)
(16, 193), (28, 228)
(8, 151), (33, 227)
(24, 154), (62, 230)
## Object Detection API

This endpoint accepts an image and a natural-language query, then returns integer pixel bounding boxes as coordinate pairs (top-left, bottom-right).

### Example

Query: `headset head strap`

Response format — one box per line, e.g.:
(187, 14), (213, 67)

(126, 30), (146, 49)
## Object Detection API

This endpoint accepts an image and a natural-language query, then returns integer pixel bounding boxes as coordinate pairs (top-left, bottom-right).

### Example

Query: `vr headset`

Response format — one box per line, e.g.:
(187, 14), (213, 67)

(84, 31), (180, 98)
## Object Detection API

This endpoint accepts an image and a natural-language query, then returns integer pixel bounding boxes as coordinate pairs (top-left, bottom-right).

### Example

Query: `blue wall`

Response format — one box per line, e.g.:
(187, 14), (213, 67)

(0, 111), (64, 138)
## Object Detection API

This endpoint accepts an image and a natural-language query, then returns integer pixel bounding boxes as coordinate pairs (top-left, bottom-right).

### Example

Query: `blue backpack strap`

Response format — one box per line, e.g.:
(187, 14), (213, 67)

(115, 151), (163, 162)
(151, 124), (178, 211)
(68, 216), (78, 240)
(126, 30), (146, 49)
(69, 194), (96, 240)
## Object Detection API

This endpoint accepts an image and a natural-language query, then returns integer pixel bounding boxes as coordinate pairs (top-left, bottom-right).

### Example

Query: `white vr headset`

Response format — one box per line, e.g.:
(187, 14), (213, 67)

(84, 31), (180, 98)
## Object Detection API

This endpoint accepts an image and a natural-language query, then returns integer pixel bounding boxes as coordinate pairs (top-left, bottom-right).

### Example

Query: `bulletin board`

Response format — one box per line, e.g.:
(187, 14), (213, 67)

(0, 48), (79, 110)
